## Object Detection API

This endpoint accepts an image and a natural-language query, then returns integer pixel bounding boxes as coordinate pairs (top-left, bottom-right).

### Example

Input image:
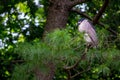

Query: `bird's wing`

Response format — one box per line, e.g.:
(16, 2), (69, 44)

(78, 19), (89, 32)
(86, 21), (98, 45)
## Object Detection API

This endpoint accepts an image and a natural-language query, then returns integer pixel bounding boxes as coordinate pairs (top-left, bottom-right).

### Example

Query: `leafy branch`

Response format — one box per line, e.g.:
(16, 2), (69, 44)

(63, 48), (91, 80)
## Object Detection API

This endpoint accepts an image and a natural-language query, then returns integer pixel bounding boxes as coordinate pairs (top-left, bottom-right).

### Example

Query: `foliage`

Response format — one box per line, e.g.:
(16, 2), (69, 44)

(11, 29), (83, 80)
(0, 0), (120, 80)
(0, 0), (45, 79)
(11, 29), (120, 80)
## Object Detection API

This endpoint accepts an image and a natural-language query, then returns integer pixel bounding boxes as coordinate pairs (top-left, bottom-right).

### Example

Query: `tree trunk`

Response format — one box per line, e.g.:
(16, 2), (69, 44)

(44, 0), (70, 33)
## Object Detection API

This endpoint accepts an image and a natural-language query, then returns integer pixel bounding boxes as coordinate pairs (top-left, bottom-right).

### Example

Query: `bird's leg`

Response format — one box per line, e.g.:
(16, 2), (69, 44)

(84, 43), (91, 59)
(85, 47), (88, 53)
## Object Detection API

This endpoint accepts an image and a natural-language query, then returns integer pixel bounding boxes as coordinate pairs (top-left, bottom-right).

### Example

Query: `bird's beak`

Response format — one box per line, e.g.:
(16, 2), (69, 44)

(77, 22), (81, 26)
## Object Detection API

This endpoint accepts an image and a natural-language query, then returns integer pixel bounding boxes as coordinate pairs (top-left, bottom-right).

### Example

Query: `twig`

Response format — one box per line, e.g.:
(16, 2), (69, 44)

(66, 70), (71, 80)
(63, 51), (86, 70)
(64, 47), (92, 80)
(11, 60), (25, 63)
(63, 48), (88, 80)
(71, 66), (91, 78)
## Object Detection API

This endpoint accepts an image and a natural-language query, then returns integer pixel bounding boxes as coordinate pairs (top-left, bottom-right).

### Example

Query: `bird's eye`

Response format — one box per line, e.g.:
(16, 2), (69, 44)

(78, 22), (81, 26)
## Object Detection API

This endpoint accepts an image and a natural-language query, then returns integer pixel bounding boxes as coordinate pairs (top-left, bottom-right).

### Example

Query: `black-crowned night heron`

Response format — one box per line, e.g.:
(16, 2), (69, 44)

(78, 18), (98, 48)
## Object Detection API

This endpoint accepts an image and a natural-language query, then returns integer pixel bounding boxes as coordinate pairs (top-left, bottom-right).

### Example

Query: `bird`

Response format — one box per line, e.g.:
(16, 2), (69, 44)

(78, 18), (98, 48)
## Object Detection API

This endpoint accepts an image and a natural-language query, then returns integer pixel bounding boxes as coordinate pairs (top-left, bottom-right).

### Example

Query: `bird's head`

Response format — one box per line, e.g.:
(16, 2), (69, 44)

(77, 18), (85, 26)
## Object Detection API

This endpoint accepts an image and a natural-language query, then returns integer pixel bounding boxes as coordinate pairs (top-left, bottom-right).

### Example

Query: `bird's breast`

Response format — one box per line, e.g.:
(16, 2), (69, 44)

(84, 33), (92, 43)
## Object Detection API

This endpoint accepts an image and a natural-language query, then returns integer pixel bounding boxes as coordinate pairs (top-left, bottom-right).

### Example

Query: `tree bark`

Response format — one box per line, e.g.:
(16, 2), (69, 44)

(44, 0), (88, 33)
(44, 0), (69, 33)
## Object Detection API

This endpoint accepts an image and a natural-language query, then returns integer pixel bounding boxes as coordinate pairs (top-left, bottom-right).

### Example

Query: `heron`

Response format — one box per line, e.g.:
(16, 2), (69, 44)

(78, 18), (98, 48)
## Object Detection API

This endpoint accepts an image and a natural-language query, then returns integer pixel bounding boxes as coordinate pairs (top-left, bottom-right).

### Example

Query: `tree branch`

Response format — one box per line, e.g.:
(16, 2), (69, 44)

(69, 0), (89, 8)
(71, 8), (118, 35)
(71, 66), (91, 78)
(64, 47), (92, 80)
(71, 8), (92, 20)
(63, 51), (86, 70)
(92, 0), (109, 25)
(11, 60), (25, 63)
(66, 70), (71, 80)
(63, 48), (88, 80)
